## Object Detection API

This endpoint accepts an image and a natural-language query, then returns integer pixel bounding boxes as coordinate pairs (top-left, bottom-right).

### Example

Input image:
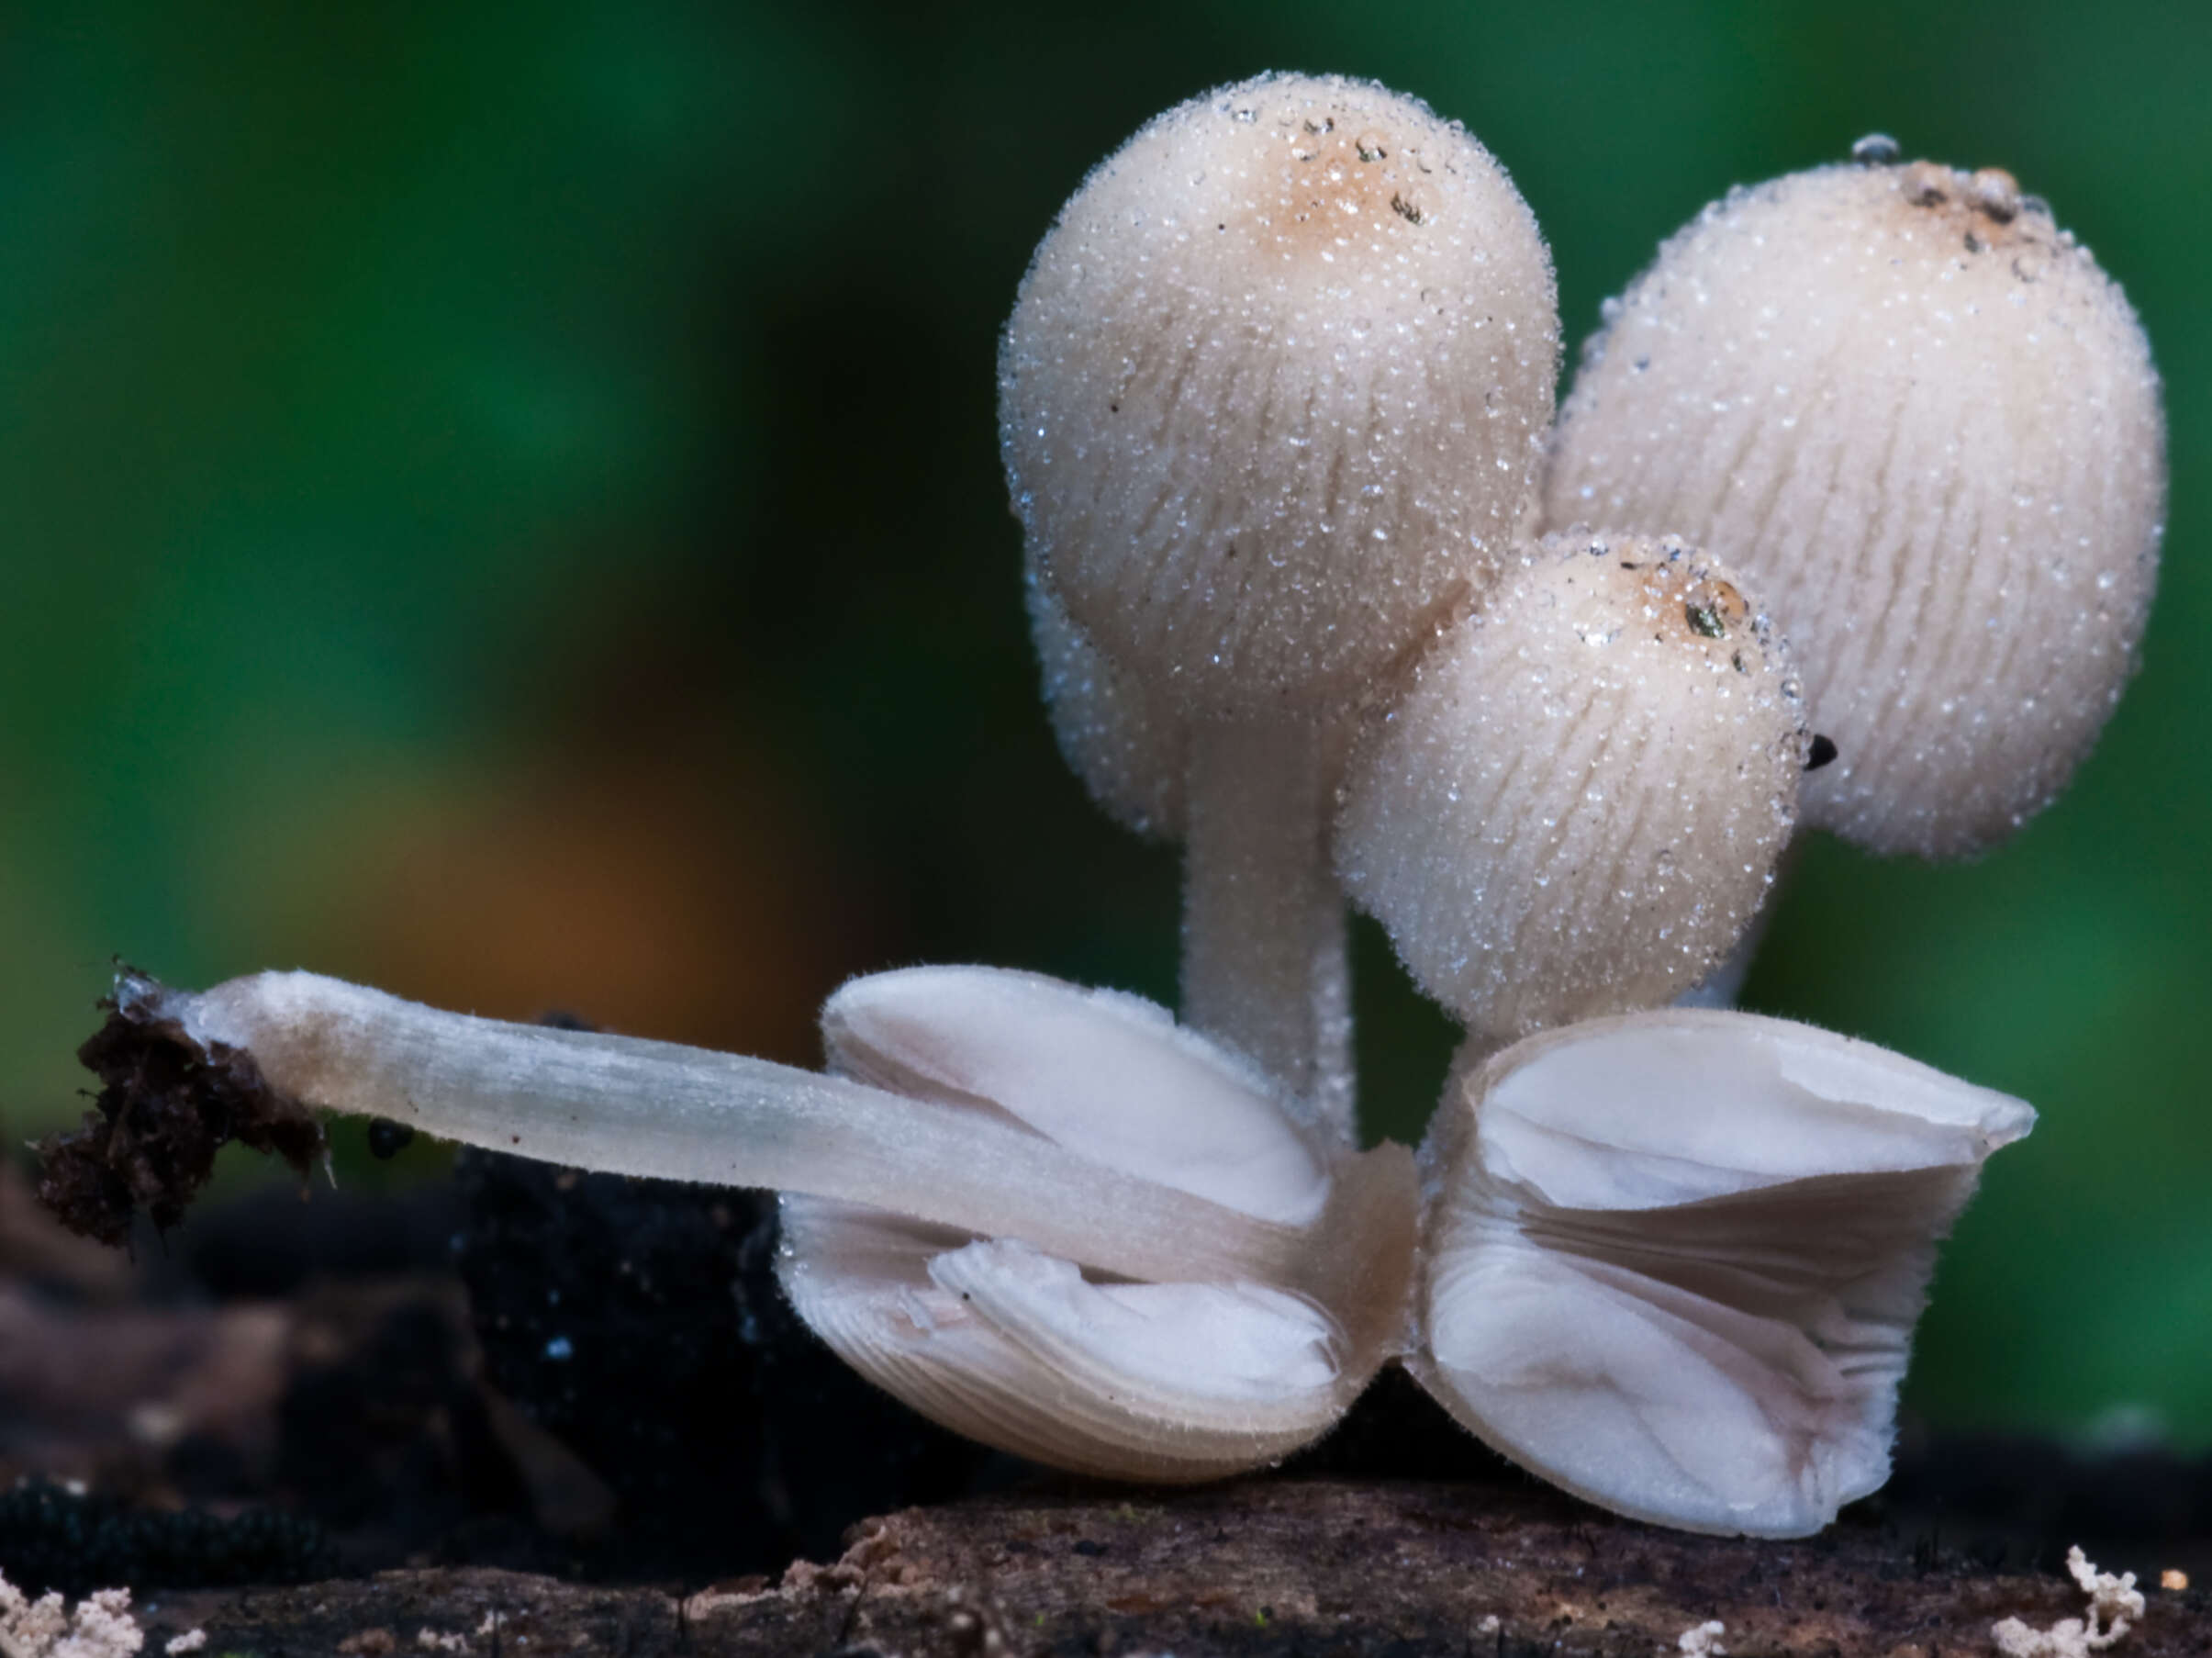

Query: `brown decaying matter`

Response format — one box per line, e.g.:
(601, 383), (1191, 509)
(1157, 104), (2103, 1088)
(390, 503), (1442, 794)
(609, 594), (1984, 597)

(131, 1480), (2212, 1658)
(34, 984), (325, 1247)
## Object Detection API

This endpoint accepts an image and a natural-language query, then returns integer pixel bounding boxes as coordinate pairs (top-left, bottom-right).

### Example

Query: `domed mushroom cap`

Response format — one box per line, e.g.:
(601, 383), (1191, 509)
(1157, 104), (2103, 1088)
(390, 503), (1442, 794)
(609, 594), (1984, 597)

(1003, 72), (1558, 716)
(1025, 560), (1186, 839)
(1545, 157), (2164, 857)
(1336, 534), (1805, 1038)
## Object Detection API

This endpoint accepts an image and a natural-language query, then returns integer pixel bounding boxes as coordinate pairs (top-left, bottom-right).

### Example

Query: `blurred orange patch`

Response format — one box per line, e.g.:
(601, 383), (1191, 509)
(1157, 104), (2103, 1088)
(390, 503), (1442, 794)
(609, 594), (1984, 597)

(334, 728), (878, 1067)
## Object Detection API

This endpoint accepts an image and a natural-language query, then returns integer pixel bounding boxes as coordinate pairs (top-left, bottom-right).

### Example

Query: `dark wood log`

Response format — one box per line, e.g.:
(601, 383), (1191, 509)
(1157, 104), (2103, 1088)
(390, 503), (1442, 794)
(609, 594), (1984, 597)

(137, 1479), (2207, 1658)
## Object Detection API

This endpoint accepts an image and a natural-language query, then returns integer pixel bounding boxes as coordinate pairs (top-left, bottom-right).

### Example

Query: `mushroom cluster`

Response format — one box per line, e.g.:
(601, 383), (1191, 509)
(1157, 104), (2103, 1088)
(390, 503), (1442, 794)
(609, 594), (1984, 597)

(37, 74), (2162, 1540)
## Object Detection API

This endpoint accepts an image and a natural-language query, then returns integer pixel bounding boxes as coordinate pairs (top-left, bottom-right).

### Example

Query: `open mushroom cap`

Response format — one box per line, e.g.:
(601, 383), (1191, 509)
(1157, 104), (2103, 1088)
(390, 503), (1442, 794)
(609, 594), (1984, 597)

(1002, 71), (1558, 717)
(1544, 155), (2165, 857)
(1411, 1009), (2033, 1537)
(821, 965), (1332, 1227)
(1335, 533), (1805, 1041)
(779, 1197), (1353, 1481)
(783, 966), (1417, 1481)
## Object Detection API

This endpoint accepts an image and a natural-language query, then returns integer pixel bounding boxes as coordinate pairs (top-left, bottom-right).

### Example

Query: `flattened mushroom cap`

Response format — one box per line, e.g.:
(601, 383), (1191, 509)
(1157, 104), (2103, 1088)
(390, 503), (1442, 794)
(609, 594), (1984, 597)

(778, 967), (1417, 1482)
(1003, 71), (1558, 718)
(1336, 533), (1805, 1040)
(1545, 158), (2164, 857)
(1412, 1010), (2033, 1536)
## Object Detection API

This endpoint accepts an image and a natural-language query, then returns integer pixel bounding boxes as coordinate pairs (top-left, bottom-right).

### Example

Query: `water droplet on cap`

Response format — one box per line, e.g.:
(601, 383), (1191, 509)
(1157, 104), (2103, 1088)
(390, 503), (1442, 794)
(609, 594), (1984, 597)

(1969, 167), (2021, 222)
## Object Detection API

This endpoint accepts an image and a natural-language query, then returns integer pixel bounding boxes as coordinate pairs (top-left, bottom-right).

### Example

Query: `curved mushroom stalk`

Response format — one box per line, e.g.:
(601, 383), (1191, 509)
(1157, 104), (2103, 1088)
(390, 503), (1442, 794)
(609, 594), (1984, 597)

(80, 964), (1415, 1482)
(1410, 1010), (2033, 1538)
(782, 967), (1416, 1479)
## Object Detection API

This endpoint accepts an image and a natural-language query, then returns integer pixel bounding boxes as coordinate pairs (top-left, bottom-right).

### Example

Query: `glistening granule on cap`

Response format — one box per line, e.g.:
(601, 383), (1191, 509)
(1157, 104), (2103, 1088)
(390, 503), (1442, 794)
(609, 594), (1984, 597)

(1544, 154), (2165, 857)
(1336, 533), (1805, 1041)
(1003, 72), (1558, 714)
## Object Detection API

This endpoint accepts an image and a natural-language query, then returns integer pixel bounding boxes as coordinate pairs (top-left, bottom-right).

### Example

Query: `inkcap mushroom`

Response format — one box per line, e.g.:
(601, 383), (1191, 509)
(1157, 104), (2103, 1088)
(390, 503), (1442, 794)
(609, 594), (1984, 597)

(49, 966), (1416, 1481)
(1003, 72), (1558, 1130)
(1544, 148), (2164, 857)
(1335, 532), (1807, 1047)
(36, 965), (2030, 1532)
(1411, 1009), (2034, 1537)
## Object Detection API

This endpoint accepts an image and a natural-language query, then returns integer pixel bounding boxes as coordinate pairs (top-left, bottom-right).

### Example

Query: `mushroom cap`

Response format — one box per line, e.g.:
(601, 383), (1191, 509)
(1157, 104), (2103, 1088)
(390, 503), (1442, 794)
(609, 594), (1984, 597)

(1335, 533), (1805, 1039)
(776, 967), (1413, 1482)
(1544, 157), (2165, 857)
(1411, 1008), (2034, 1536)
(1002, 72), (1558, 718)
(1025, 557), (1186, 838)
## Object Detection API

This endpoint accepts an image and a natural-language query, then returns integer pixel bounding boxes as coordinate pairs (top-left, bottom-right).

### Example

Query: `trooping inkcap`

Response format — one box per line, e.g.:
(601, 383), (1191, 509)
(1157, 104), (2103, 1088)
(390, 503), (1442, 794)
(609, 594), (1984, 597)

(1544, 150), (2165, 857)
(1002, 71), (1558, 718)
(1411, 1009), (2033, 1537)
(1335, 534), (1805, 1042)
(1000, 73), (1560, 1126)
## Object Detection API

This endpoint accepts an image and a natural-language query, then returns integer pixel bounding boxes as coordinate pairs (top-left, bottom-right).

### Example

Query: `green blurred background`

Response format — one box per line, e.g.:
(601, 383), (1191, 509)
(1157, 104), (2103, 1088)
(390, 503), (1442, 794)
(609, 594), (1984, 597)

(1, 1), (2204, 1446)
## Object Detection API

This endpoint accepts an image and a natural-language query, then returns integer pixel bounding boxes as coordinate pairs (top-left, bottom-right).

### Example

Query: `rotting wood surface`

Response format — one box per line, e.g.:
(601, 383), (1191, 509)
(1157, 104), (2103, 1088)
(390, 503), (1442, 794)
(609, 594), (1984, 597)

(138, 1479), (2209, 1658)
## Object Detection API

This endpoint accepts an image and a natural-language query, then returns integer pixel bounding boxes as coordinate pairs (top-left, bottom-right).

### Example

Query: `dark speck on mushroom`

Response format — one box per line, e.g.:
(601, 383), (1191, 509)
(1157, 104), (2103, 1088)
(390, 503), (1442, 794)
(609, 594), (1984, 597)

(367, 1117), (415, 1159)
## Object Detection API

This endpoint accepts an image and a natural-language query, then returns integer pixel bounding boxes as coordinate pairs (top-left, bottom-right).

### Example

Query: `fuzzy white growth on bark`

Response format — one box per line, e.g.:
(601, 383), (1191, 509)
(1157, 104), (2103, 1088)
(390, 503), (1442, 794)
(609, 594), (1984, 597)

(1992, 1547), (2146, 1657)
(0, 1570), (144, 1658)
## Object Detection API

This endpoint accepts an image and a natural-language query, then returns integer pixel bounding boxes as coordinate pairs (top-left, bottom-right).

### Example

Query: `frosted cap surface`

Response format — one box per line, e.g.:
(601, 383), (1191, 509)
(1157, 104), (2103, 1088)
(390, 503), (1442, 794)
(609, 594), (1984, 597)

(1545, 159), (2164, 857)
(1337, 534), (1804, 1037)
(1003, 72), (1558, 716)
(1025, 561), (1187, 838)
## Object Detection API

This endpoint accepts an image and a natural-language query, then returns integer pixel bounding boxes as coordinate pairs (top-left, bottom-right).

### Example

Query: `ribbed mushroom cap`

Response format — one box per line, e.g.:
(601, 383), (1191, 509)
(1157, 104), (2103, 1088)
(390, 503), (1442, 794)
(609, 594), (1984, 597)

(1336, 534), (1805, 1039)
(1025, 559), (1186, 839)
(1545, 157), (2164, 857)
(1002, 72), (1558, 718)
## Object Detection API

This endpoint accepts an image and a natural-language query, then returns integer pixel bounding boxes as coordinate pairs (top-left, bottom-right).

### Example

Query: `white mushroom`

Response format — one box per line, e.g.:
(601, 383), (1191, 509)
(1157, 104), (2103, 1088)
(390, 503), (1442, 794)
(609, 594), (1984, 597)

(1543, 151), (2164, 857)
(30, 108), (2075, 1541)
(1336, 533), (1806, 1046)
(1025, 571), (1185, 841)
(87, 965), (1416, 1480)
(1410, 1009), (2033, 1537)
(1003, 72), (1558, 1130)
(41, 966), (2030, 1529)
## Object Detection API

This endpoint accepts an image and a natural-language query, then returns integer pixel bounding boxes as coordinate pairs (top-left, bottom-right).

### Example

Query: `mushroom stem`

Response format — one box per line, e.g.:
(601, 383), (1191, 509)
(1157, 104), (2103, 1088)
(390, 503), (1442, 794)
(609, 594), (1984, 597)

(1179, 716), (1354, 1141)
(133, 969), (1310, 1290)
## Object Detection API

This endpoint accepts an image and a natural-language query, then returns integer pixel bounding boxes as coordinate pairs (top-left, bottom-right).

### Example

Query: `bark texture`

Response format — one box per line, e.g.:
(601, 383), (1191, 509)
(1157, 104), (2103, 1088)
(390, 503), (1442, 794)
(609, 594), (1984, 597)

(140, 1479), (2209, 1658)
